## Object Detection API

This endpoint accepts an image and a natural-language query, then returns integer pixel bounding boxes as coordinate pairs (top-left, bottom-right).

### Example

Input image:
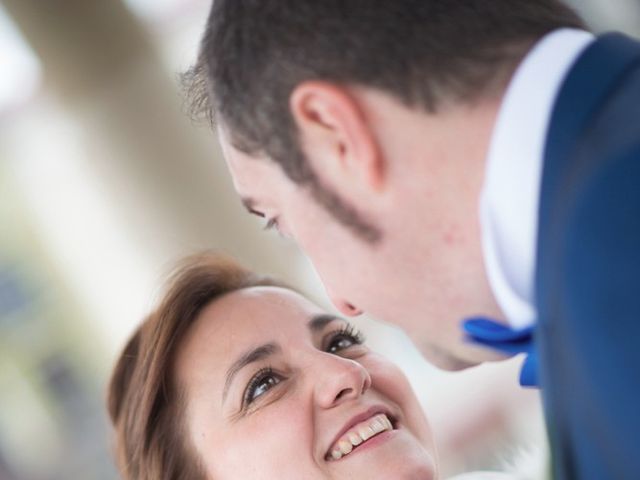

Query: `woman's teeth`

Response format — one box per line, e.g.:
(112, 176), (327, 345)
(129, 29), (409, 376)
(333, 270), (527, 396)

(328, 414), (393, 461)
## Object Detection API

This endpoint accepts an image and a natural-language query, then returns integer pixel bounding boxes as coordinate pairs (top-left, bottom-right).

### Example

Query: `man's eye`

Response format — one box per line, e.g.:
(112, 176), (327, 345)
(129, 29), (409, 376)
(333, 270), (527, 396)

(263, 217), (279, 232)
(326, 325), (366, 354)
(244, 368), (282, 405)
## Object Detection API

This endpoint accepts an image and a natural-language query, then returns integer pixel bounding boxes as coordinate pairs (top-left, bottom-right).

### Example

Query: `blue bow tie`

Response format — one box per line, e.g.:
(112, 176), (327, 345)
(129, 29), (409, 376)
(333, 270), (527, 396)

(462, 317), (539, 387)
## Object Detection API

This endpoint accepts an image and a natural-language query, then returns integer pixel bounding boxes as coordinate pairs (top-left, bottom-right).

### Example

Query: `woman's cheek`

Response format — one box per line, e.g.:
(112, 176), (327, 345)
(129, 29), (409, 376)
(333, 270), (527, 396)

(243, 399), (315, 475)
(364, 353), (434, 443)
(364, 353), (414, 395)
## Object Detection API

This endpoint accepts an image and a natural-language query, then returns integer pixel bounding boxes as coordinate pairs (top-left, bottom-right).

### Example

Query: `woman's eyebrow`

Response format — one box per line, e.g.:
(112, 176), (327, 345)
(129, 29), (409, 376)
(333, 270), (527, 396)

(223, 342), (281, 401)
(308, 314), (343, 332)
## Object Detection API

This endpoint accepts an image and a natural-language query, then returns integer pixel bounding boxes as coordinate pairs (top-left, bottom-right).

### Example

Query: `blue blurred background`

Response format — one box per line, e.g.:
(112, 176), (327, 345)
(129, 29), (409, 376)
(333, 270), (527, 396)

(0, 1), (638, 478)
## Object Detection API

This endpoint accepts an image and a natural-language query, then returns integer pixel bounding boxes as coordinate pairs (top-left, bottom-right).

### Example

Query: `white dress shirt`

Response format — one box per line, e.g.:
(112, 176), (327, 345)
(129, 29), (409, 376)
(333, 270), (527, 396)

(480, 29), (595, 329)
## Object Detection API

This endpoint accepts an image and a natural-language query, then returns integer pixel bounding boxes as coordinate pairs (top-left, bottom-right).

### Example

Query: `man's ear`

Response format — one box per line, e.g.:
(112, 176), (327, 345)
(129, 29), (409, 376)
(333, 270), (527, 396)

(289, 82), (385, 194)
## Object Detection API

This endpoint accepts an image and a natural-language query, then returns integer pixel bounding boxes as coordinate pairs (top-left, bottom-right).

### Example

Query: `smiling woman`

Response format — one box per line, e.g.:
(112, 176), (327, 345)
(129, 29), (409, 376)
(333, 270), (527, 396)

(107, 253), (438, 479)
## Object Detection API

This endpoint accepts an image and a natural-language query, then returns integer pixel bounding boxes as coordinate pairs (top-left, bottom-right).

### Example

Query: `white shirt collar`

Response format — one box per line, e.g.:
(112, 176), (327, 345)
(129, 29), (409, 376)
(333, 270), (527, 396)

(480, 28), (595, 329)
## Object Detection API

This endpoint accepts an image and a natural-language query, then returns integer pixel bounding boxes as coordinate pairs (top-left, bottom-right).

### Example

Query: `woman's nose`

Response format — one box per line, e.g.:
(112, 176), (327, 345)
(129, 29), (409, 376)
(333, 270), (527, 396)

(314, 354), (372, 409)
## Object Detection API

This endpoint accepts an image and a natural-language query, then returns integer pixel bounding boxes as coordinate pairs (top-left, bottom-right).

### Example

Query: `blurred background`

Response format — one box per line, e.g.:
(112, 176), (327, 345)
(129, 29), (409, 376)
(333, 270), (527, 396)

(0, 1), (638, 479)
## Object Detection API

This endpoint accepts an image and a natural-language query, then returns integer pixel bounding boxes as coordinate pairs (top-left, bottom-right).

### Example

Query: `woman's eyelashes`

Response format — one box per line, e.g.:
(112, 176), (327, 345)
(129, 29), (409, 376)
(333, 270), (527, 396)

(324, 324), (366, 354)
(243, 367), (283, 407)
(240, 324), (366, 410)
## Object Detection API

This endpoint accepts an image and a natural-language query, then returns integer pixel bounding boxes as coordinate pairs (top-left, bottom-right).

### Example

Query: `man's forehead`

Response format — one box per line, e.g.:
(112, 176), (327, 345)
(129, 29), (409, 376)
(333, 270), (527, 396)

(216, 137), (261, 195)
(226, 157), (277, 205)
(217, 140), (296, 211)
(216, 130), (268, 176)
(217, 133), (250, 172)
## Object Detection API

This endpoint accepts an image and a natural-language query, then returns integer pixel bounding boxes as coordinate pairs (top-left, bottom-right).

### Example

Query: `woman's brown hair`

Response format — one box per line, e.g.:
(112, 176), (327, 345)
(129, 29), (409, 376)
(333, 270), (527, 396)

(107, 253), (284, 479)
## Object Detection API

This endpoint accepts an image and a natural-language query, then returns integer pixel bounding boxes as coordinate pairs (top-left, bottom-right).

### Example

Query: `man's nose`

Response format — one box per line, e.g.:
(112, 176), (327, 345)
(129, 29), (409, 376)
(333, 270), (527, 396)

(327, 290), (362, 316)
(314, 354), (371, 409)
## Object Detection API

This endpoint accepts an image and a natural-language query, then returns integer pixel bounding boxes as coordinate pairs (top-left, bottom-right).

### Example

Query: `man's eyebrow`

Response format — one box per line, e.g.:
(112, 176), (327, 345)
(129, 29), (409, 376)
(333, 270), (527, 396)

(241, 197), (264, 217)
(223, 342), (280, 402)
(308, 314), (343, 332)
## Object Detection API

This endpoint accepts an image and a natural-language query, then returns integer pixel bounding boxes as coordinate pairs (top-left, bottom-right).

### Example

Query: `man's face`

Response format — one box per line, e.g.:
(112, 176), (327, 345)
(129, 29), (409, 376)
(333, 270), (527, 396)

(219, 129), (385, 318)
(218, 90), (506, 370)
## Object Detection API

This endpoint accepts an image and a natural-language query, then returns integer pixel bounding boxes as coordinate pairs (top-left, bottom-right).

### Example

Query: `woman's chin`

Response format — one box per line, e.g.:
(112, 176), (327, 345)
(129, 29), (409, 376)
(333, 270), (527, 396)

(325, 431), (436, 479)
(331, 460), (436, 480)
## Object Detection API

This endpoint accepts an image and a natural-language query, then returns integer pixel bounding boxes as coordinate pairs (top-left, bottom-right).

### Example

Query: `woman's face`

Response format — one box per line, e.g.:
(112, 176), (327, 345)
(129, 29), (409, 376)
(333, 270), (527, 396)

(174, 287), (438, 479)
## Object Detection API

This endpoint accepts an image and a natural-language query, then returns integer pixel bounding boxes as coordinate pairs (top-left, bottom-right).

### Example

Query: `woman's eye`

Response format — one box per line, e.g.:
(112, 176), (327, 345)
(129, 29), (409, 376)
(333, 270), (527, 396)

(245, 370), (282, 405)
(327, 335), (357, 354)
(325, 326), (365, 354)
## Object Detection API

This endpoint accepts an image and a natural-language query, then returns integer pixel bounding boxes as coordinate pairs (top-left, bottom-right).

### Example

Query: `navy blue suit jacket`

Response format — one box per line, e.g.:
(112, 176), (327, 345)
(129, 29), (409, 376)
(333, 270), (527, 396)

(537, 33), (640, 479)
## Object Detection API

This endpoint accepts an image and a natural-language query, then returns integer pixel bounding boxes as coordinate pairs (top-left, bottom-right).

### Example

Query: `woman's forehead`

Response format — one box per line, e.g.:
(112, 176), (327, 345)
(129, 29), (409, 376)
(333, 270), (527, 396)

(207, 286), (322, 321)
(173, 286), (332, 396)
(185, 287), (325, 354)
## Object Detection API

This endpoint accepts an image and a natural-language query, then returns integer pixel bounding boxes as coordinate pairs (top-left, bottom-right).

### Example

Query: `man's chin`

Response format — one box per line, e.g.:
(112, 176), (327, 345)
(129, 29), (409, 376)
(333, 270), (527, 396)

(421, 342), (506, 371)
(430, 354), (478, 372)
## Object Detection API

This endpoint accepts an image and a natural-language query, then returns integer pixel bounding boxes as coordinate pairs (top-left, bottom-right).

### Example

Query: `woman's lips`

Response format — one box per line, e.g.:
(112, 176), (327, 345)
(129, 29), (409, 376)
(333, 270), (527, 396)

(325, 413), (394, 461)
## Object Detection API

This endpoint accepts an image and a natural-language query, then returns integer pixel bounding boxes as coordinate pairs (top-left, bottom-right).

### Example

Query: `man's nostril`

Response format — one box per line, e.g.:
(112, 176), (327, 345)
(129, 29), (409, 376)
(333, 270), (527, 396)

(345, 303), (362, 315)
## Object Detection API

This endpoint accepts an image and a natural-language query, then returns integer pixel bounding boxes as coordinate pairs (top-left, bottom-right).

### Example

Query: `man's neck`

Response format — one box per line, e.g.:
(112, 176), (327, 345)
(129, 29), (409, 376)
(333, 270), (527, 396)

(480, 28), (595, 328)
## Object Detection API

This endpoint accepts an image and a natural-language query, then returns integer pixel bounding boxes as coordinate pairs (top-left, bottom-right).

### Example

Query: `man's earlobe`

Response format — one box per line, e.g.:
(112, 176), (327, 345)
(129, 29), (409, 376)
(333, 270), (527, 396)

(289, 81), (385, 193)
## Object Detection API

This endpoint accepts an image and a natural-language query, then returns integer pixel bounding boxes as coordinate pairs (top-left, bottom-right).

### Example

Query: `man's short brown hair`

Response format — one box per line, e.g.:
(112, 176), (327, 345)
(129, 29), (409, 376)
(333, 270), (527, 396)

(183, 1), (585, 240)
(184, 0), (585, 180)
